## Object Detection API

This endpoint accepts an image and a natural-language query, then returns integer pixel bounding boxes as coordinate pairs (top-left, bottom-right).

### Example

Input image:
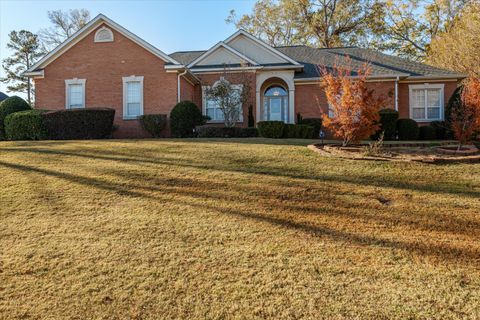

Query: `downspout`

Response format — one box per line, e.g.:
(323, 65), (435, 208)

(394, 76), (399, 111)
(177, 69), (188, 103)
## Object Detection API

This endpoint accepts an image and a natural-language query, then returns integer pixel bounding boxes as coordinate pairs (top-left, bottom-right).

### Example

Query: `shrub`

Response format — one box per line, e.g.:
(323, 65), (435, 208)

(257, 121), (285, 138)
(372, 108), (399, 140)
(139, 114), (167, 138)
(247, 105), (255, 127)
(445, 85), (463, 124)
(430, 121), (448, 140)
(419, 125), (437, 140)
(170, 101), (205, 137)
(42, 108), (115, 140)
(300, 118), (322, 138)
(295, 124), (314, 139)
(4, 109), (48, 140)
(397, 118), (419, 140)
(195, 125), (258, 138)
(0, 96), (31, 137)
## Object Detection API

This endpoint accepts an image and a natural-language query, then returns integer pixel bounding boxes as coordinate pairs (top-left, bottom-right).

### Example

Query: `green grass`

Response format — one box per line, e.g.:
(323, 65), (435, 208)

(1, 138), (479, 319)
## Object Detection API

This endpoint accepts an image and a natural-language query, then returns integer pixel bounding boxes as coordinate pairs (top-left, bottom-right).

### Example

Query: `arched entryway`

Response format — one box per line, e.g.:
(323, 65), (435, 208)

(256, 71), (295, 124)
(262, 85), (289, 122)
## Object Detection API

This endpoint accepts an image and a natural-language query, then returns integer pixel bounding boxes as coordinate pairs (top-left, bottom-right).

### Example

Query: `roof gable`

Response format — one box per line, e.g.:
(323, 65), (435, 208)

(187, 42), (258, 68)
(225, 30), (300, 66)
(26, 14), (181, 74)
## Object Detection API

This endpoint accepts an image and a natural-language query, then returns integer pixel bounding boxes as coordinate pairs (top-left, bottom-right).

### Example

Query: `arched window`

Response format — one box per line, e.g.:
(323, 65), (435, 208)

(264, 86), (287, 97)
(94, 27), (114, 43)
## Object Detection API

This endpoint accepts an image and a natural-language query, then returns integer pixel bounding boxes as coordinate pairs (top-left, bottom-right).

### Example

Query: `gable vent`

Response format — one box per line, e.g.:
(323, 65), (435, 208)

(94, 27), (114, 43)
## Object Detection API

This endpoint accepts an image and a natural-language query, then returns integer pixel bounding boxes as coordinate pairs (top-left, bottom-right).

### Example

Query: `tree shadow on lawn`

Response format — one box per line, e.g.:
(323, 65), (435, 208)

(2, 147), (479, 199)
(0, 159), (479, 267)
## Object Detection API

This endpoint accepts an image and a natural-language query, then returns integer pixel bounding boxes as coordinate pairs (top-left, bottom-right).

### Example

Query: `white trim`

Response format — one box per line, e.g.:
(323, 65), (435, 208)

(224, 30), (301, 66)
(408, 83), (444, 122)
(187, 42), (259, 68)
(25, 14), (181, 74)
(94, 26), (114, 42)
(65, 78), (86, 109)
(23, 70), (44, 78)
(122, 75), (144, 120)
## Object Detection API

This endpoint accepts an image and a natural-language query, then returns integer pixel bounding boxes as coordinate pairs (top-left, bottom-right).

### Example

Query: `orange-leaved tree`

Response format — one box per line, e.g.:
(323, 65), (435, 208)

(318, 59), (384, 146)
(451, 76), (480, 148)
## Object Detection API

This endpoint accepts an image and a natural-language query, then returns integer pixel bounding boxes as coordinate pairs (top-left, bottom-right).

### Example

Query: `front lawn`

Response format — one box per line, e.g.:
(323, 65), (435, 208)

(1, 138), (479, 319)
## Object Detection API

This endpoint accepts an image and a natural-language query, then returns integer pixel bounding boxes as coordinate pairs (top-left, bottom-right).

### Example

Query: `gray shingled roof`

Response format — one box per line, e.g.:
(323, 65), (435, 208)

(169, 45), (464, 79)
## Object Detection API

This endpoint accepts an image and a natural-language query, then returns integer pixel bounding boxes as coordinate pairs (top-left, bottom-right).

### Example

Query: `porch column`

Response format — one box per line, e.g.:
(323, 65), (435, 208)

(289, 89), (295, 124)
(256, 89), (261, 124)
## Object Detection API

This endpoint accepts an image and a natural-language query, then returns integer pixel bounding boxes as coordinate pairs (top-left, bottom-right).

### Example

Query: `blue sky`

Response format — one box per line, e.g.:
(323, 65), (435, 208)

(0, 0), (257, 96)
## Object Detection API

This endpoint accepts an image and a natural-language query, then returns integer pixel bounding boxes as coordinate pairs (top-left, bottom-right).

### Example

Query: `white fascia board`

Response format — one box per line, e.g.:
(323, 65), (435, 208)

(187, 42), (259, 68)
(26, 14), (181, 73)
(22, 70), (44, 77)
(224, 30), (301, 66)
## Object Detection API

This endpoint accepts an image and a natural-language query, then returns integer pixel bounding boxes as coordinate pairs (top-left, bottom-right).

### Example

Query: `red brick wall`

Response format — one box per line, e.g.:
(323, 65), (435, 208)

(34, 23), (178, 138)
(294, 81), (396, 120)
(180, 77), (195, 102)
(398, 81), (458, 124)
(194, 72), (256, 127)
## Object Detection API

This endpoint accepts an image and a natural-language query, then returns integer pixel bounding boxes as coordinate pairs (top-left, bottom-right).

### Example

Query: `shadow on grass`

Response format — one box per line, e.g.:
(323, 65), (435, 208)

(2, 147), (479, 199)
(0, 158), (479, 266)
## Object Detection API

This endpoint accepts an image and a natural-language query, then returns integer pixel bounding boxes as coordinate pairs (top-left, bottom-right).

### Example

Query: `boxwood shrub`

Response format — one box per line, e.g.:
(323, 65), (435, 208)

(284, 124), (314, 139)
(299, 118), (322, 138)
(195, 126), (258, 138)
(372, 108), (399, 140)
(42, 108), (115, 139)
(170, 101), (206, 137)
(0, 96), (31, 137)
(397, 118), (419, 140)
(139, 114), (167, 138)
(257, 121), (285, 138)
(4, 109), (48, 140)
(419, 125), (437, 140)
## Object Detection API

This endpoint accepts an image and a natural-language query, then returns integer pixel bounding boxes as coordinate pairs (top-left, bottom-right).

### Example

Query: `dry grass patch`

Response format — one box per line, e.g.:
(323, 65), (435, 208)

(0, 138), (479, 319)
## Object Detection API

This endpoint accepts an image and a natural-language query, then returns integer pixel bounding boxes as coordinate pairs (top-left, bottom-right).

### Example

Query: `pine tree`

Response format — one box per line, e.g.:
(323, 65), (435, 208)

(1, 30), (43, 105)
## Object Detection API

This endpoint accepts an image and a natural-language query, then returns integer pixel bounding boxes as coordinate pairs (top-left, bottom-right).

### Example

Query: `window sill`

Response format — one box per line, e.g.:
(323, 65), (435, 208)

(412, 119), (443, 122)
(206, 120), (244, 124)
(123, 116), (141, 121)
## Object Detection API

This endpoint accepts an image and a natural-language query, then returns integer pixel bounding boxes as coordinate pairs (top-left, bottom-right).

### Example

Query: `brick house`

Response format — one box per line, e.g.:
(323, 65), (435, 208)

(25, 14), (465, 138)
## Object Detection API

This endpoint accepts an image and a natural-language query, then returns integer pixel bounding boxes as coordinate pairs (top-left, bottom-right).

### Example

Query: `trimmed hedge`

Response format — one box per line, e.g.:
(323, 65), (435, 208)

(195, 126), (258, 138)
(4, 109), (48, 140)
(284, 124), (314, 139)
(299, 118), (322, 138)
(430, 121), (448, 140)
(42, 108), (115, 139)
(397, 118), (419, 140)
(257, 121), (285, 138)
(419, 125), (437, 140)
(0, 96), (31, 137)
(139, 114), (167, 138)
(170, 101), (206, 137)
(372, 108), (399, 140)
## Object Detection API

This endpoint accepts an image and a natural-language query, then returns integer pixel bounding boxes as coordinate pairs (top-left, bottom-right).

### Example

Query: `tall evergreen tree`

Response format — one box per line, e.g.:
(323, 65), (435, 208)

(0, 30), (43, 105)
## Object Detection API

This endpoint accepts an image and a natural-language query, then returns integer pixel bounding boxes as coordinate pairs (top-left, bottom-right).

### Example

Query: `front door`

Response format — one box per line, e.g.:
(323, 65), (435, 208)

(263, 86), (289, 122)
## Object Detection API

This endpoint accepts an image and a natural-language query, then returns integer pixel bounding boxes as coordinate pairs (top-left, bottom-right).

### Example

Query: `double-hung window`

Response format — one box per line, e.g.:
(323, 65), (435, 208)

(123, 76), (144, 119)
(65, 79), (86, 109)
(202, 84), (243, 122)
(409, 84), (444, 121)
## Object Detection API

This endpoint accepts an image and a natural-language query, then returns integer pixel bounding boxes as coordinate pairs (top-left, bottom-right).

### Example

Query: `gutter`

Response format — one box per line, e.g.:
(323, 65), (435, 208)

(177, 69), (188, 103)
(395, 76), (399, 111)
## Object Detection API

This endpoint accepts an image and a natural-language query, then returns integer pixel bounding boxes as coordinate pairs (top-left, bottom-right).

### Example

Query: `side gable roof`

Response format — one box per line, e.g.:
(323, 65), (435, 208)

(187, 42), (259, 68)
(25, 14), (181, 75)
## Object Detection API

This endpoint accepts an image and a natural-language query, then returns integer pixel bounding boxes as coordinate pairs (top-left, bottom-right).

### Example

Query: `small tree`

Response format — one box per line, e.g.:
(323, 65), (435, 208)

(1, 30), (43, 105)
(205, 65), (252, 127)
(451, 76), (480, 149)
(319, 60), (383, 146)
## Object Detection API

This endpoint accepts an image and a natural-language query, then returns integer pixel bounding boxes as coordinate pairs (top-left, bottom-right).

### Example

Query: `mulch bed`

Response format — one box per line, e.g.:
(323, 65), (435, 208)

(308, 143), (480, 164)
